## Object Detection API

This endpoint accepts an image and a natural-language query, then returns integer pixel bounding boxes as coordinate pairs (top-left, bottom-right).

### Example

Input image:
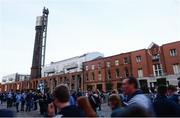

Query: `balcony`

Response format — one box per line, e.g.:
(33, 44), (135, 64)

(152, 55), (160, 62)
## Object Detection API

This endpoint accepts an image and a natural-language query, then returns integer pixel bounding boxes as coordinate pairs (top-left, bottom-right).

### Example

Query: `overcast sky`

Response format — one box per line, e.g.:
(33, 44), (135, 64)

(0, 0), (180, 81)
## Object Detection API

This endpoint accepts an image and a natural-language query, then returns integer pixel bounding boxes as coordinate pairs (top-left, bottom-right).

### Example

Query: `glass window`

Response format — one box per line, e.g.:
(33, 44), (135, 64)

(86, 72), (88, 80)
(98, 63), (101, 70)
(125, 68), (129, 77)
(107, 68), (111, 80)
(136, 56), (142, 63)
(92, 65), (95, 70)
(115, 60), (119, 66)
(98, 71), (101, 80)
(85, 66), (88, 71)
(138, 68), (143, 78)
(153, 64), (163, 76)
(72, 75), (75, 81)
(172, 64), (180, 74)
(92, 72), (95, 80)
(170, 49), (177, 56)
(124, 57), (129, 64)
(107, 62), (111, 67)
(115, 68), (120, 78)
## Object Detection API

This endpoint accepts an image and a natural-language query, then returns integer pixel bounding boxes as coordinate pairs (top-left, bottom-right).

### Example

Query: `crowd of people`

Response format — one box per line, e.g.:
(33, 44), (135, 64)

(0, 77), (180, 117)
(0, 91), (54, 115)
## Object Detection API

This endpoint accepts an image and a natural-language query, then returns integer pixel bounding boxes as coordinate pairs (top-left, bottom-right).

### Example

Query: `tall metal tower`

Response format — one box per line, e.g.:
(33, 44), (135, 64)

(30, 7), (49, 79)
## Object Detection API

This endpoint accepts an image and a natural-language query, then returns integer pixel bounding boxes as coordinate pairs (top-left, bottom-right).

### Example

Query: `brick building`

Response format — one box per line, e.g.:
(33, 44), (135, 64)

(0, 52), (103, 93)
(0, 72), (83, 93)
(1, 41), (180, 93)
(83, 41), (180, 92)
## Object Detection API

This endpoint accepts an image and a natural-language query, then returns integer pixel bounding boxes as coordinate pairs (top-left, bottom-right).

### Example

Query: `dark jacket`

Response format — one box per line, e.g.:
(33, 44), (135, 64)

(88, 94), (98, 112)
(153, 95), (180, 117)
(168, 94), (179, 104)
(58, 105), (85, 117)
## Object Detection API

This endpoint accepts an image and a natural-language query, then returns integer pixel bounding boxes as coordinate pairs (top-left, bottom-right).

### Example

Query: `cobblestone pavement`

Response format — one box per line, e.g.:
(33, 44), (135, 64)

(0, 102), (111, 117)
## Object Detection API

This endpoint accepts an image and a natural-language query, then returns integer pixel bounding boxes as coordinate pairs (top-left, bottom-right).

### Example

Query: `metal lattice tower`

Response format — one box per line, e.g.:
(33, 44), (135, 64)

(30, 7), (49, 79)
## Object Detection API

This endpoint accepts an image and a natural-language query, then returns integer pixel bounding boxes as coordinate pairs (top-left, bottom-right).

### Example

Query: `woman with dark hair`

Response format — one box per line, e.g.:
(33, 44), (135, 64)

(77, 96), (96, 117)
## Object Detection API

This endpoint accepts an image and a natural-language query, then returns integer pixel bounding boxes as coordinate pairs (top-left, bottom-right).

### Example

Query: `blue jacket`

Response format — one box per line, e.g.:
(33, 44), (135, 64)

(153, 95), (180, 117)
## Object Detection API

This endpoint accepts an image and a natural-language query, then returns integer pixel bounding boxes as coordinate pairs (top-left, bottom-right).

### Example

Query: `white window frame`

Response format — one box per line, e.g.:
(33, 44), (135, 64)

(172, 64), (180, 74)
(138, 68), (143, 78)
(124, 57), (128, 64)
(170, 49), (177, 57)
(107, 62), (111, 67)
(85, 66), (88, 71)
(153, 64), (163, 76)
(136, 56), (142, 63)
(98, 63), (101, 70)
(115, 60), (119, 66)
(92, 65), (95, 70)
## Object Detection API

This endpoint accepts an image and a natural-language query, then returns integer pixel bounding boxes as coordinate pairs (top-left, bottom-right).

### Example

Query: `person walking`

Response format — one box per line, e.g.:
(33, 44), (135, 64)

(88, 90), (99, 113)
(33, 93), (38, 110)
(25, 92), (32, 112)
(15, 92), (21, 112)
(20, 92), (26, 111)
(122, 77), (154, 116)
(7, 92), (13, 108)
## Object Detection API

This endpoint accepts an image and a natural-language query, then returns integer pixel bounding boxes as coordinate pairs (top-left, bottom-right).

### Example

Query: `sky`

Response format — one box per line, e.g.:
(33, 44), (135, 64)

(0, 0), (180, 81)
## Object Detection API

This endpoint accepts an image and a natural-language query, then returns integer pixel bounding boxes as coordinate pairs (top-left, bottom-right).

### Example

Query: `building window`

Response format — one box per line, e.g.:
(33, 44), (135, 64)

(136, 56), (142, 63)
(98, 71), (101, 80)
(72, 75), (75, 81)
(107, 68), (111, 80)
(125, 68), (129, 77)
(138, 68), (143, 78)
(115, 68), (120, 78)
(153, 64), (163, 76)
(92, 65), (95, 70)
(172, 64), (180, 74)
(98, 63), (101, 70)
(124, 57), (129, 64)
(152, 54), (160, 61)
(107, 62), (111, 67)
(86, 72), (88, 80)
(170, 49), (177, 56)
(85, 66), (88, 71)
(92, 72), (95, 80)
(115, 60), (119, 66)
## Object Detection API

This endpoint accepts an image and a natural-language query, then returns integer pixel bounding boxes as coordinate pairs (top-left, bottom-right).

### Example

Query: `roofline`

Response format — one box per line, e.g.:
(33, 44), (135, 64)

(162, 40), (180, 46)
(83, 49), (147, 64)
(48, 52), (104, 64)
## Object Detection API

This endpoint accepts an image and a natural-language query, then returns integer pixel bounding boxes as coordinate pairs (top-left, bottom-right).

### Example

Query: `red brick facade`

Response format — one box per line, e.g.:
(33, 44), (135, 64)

(0, 72), (83, 93)
(83, 41), (180, 91)
(1, 41), (180, 92)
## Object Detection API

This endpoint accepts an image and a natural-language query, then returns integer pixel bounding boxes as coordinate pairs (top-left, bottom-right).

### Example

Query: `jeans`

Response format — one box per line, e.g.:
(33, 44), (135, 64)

(34, 101), (37, 110)
(16, 103), (19, 112)
(21, 101), (25, 111)
(26, 103), (31, 112)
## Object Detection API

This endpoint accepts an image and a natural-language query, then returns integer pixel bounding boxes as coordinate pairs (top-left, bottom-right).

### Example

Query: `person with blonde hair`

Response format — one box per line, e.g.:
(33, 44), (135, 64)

(108, 94), (122, 117)
(77, 96), (97, 117)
